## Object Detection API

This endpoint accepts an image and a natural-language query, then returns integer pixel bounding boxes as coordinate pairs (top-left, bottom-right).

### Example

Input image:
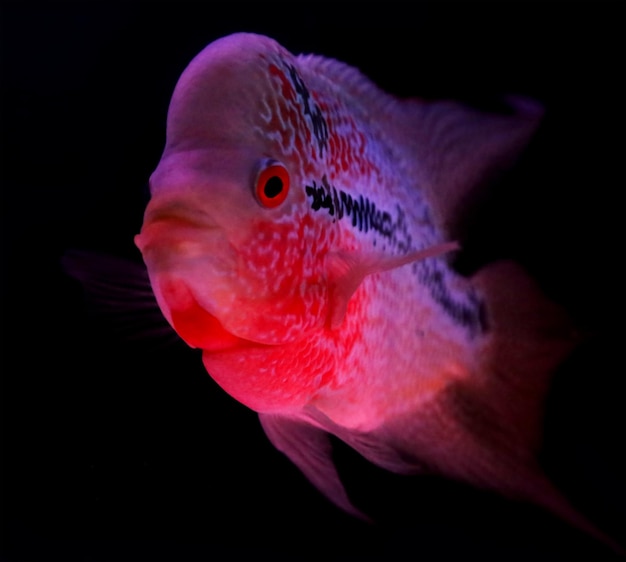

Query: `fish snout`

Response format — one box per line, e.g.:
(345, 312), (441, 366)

(135, 201), (236, 275)
(135, 202), (220, 254)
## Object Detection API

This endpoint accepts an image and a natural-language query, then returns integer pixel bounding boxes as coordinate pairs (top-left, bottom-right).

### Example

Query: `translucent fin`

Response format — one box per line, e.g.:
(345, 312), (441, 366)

(259, 413), (369, 520)
(402, 96), (544, 237)
(62, 250), (179, 346)
(464, 260), (623, 552)
(326, 241), (459, 329)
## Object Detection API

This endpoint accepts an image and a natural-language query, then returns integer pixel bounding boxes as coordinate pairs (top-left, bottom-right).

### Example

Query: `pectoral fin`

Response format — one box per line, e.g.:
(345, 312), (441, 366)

(61, 249), (179, 345)
(325, 241), (460, 329)
(258, 413), (368, 520)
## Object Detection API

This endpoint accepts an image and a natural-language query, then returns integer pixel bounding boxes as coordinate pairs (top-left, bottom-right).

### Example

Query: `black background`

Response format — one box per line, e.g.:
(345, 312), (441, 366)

(2, 2), (625, 561)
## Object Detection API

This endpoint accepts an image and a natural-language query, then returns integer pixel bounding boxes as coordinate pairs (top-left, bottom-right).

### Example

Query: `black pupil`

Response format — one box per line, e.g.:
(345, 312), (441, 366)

(264, 175), (283, 199)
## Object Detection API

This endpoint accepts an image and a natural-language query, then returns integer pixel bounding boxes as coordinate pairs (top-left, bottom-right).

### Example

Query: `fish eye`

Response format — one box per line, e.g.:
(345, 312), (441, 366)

(255, 160), (290, 208)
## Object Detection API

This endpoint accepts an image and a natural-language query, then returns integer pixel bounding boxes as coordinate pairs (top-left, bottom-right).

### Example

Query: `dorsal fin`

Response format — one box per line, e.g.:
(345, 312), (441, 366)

(297, 54), (405, 121)
(298, 53), (543, 239)
(400, 95), (544, 237)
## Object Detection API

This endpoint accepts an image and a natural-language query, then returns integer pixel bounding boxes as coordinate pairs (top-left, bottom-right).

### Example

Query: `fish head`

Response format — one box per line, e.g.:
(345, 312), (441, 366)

(135, 34), (336, 358)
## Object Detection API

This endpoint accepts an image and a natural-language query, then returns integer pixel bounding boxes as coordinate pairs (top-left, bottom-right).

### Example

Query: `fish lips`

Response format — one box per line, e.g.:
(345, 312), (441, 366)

(156, 274), (265, 352)
(135, 216), (258, 352)
(147, 267), (271, 353)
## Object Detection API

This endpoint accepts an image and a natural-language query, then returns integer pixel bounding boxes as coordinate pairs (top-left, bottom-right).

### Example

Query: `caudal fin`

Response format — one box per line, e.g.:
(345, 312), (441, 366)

(466, 260), (623, 553)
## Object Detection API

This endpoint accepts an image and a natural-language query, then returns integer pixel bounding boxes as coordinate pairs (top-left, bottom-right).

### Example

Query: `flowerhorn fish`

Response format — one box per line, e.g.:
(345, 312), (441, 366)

(67, 32), (620, 550)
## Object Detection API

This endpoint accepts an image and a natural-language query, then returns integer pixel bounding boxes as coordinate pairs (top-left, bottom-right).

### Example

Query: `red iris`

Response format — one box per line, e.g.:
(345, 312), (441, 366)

(255, 161), (290, 208)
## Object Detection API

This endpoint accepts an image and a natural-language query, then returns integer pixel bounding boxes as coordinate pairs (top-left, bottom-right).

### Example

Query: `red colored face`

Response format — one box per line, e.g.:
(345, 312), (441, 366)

(134, 37), (381, 412)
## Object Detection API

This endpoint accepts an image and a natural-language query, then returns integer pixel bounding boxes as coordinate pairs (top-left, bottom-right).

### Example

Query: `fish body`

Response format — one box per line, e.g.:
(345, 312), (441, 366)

(137, 33), (510, 422)
(130, 33), (618, 548)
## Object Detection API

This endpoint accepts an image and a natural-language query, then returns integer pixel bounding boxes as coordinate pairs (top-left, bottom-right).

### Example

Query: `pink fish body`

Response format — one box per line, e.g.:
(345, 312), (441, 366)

(133, 33), (619, 548)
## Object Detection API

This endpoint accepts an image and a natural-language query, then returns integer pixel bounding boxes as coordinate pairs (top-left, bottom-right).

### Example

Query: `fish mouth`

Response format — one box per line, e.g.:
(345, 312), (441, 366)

(135, 204), (220, 255)
(157, 275), (267, 353)
(136, 202), (266, 352)
(144, 200), (218, 229)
